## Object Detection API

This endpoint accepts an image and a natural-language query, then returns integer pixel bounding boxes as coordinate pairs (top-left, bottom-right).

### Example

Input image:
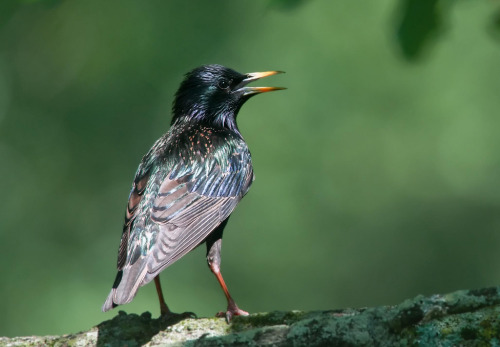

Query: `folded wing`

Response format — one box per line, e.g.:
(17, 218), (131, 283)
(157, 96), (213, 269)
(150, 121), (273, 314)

(102, 134), (253, 310)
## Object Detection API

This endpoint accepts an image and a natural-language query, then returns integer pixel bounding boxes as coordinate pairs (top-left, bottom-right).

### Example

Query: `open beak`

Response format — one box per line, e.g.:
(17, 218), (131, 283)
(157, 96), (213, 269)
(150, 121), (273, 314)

(236, 71), (286, 96)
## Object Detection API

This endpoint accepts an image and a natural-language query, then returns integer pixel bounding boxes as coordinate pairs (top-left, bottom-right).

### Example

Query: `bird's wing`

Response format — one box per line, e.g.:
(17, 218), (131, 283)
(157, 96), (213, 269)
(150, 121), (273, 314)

(146, 168), (245, 276)
(107, 138), (253, 307)
(116, 168), (151, 270)
(102, 161), (154, 312)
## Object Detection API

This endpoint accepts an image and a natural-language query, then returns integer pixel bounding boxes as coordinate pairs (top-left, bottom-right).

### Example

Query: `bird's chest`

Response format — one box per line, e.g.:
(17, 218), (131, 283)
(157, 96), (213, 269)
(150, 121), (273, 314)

(166, 126), (250, 171)
(156, 126), (252, 199)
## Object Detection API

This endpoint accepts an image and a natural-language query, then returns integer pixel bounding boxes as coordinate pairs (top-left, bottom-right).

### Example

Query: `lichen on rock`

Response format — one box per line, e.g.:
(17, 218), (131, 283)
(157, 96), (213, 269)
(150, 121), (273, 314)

(2, 287), (500, 346)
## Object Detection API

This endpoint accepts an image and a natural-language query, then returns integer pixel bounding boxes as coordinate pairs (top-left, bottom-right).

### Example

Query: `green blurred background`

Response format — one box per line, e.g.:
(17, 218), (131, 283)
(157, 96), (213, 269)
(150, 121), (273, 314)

(1, 0), (500, 337)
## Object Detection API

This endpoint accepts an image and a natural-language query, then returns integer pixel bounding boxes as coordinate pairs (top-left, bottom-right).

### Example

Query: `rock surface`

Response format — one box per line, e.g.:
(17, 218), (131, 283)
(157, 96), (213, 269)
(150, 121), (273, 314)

(2, 287), (500, 346)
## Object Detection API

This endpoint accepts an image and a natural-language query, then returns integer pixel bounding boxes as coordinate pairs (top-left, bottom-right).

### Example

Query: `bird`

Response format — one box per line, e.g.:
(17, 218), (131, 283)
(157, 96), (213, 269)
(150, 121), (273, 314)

(102, 64), (285, 322)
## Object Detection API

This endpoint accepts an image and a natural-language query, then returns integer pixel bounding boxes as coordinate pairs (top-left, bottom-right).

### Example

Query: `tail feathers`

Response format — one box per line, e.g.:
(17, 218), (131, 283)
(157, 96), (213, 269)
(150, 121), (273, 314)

(101, 261), (149, 312)
(102, 270), (123, 312)
(102, 288), (118, 312)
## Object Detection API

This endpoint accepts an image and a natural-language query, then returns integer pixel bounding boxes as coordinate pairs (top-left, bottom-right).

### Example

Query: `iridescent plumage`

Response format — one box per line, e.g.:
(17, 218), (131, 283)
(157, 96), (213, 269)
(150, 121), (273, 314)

(102, 64), (284, 321)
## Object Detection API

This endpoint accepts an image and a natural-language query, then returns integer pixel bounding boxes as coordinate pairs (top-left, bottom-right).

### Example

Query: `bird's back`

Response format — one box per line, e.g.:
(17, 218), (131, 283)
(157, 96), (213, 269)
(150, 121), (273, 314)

(102, 121), (253, 310)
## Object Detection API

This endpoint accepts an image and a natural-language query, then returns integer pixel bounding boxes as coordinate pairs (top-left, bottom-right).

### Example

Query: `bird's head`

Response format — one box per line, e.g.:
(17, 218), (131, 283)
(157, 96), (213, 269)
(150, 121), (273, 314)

(172, 64), (284, 132)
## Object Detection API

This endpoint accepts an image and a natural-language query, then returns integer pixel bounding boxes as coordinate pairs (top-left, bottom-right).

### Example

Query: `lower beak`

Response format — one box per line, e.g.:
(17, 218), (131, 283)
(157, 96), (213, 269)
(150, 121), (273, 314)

(236, 71), (286, 96)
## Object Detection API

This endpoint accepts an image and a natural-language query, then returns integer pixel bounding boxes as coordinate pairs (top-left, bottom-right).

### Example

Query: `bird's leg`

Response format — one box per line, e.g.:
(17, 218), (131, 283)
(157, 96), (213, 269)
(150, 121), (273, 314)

(154, 275), (196, 319)
(207, 237), (249, 323)
(154, 275), (171, 315)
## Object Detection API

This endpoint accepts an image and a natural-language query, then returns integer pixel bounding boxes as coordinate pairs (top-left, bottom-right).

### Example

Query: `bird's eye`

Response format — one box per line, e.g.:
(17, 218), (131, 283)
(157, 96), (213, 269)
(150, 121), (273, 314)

(217, 79), (231, 90)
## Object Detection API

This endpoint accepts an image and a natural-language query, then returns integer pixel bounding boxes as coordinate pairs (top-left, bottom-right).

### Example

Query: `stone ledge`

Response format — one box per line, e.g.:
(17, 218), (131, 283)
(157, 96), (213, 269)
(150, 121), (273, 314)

(2, 287), (500, 346)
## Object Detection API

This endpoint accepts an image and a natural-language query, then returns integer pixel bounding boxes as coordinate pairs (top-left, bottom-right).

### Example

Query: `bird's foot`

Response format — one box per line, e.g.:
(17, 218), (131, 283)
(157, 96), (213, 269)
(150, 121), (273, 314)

(216, 303), (249, 323)
(159, 300), (196, 321)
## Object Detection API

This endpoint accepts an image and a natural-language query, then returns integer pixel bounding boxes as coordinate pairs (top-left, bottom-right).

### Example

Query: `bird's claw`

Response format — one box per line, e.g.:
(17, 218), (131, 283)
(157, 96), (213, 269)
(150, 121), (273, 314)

(182, 311), (197, 319)
(216, 306), (249, 323)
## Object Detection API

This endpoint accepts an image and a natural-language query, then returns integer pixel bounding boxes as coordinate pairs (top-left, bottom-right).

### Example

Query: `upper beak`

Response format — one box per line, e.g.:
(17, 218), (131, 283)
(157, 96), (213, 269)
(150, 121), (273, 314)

(235, 71), (286, 96)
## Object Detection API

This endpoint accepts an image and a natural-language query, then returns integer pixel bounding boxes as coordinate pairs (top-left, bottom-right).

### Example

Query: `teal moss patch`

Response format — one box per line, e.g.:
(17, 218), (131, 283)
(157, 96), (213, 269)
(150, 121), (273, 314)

(416, 306), (500, 346)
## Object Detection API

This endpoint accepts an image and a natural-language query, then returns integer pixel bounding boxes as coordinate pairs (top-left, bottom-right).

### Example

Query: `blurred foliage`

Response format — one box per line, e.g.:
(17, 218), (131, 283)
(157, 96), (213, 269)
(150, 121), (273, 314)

(268, 0), (308, 11)
(1, 0), (500, 338)
(489, 6), (500, 42)
(396, 0), (444, 60)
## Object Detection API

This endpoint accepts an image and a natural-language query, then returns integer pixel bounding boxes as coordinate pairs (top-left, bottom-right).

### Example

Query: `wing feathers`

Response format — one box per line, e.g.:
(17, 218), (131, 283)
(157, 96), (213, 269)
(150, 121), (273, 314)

(144, 198), (234, 281)
(152, 193), (201, 223)
(117, 171), (150, 270)
(105, 128), (253, 310)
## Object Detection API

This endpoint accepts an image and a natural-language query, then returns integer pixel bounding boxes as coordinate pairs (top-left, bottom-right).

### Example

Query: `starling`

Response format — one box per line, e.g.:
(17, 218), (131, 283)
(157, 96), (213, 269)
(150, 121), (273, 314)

(102, 64), (284, 322)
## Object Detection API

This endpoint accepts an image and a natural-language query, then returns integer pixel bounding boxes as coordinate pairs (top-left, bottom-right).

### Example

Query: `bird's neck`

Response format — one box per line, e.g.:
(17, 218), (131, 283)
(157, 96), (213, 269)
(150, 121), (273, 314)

(171, 110), (242, 137)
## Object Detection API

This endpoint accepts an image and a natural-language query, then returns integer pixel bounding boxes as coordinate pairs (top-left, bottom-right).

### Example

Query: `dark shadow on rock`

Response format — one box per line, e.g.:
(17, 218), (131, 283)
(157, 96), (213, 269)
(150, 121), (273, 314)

(96, 311), (189, 347)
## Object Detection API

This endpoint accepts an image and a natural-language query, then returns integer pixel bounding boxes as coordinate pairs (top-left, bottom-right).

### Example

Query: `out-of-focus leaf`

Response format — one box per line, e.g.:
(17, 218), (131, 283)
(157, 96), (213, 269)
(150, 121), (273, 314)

(488, 7), (500, 42)
(269, 0), (308, 11)
(396, 0), (443, 61)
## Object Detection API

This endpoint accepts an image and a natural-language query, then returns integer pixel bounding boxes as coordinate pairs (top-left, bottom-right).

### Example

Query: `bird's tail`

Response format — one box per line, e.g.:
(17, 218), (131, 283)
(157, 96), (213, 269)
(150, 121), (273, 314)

(102, 289), (118, 312)
(101, 270), (122, 312)
(101, 261), (149, 312)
